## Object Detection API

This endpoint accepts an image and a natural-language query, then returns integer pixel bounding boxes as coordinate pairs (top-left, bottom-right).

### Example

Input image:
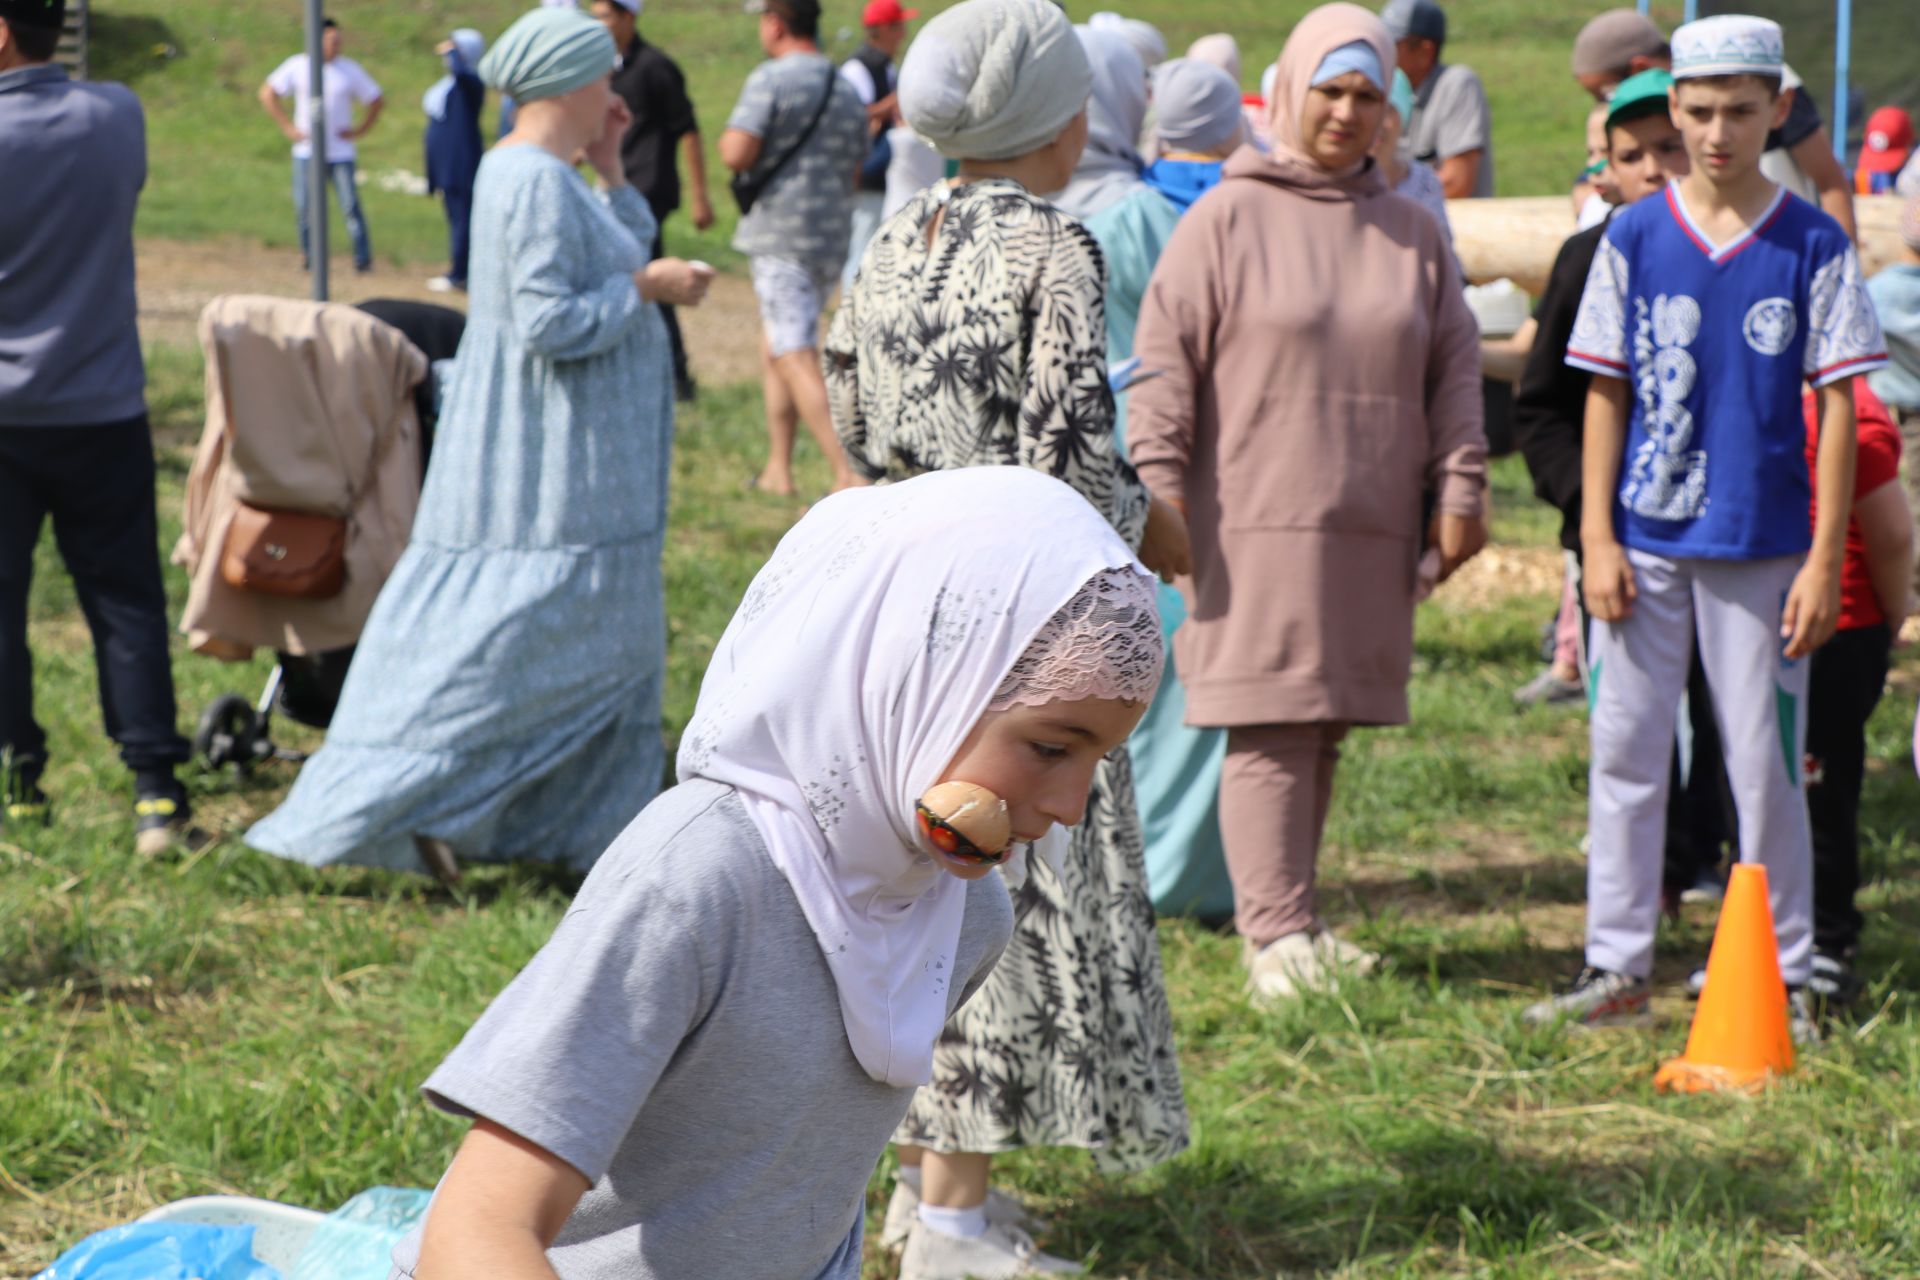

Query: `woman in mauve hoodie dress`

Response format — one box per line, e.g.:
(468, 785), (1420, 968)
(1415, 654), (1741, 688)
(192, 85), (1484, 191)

(1126, 1), (1489, 1004)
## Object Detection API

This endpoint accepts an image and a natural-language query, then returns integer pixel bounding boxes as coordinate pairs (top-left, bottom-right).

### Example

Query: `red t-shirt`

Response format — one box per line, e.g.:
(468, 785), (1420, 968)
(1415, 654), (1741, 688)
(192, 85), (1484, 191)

(1804, 381), (1902, 630)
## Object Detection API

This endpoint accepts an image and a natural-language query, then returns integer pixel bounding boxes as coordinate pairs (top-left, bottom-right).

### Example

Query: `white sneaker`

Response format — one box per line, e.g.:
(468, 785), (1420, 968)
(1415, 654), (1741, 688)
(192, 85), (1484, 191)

(1244, 931), (1330, 1002)
(1244, 928), (1378, 1004)
(425, 275), (458, 293)
(1311, 929), (1380, 975)
(899, 1220), (1081, 1279)
(880, 1181), (1045, 1252)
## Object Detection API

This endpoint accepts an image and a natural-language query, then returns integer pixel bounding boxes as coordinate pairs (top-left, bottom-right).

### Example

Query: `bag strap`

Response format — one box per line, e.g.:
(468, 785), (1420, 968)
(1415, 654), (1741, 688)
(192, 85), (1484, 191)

(752, 64), (839, 194)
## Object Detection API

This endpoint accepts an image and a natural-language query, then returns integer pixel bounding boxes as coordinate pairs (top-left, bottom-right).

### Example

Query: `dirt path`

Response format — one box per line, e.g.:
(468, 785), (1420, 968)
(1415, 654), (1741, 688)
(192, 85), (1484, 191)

(135, 235), (1575, 613)
(136, 236), (766, 387)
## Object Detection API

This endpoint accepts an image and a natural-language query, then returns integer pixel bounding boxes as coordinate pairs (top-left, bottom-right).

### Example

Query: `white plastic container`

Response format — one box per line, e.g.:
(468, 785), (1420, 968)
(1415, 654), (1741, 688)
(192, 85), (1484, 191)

(136, 1196), (326, 1273)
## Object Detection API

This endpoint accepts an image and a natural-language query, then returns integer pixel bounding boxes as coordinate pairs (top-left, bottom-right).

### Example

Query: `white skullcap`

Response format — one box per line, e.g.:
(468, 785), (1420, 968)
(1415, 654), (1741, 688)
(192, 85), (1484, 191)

(1151, 59), (1244, 153)
(1671, 14), (1783, 80)
(898, 0), (1093, 161)
(1088, 11), (1166, 68)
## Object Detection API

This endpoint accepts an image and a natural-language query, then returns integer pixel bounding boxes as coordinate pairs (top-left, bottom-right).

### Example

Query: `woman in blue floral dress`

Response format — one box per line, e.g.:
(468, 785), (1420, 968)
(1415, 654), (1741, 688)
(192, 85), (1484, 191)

(250, 8), (713, 877)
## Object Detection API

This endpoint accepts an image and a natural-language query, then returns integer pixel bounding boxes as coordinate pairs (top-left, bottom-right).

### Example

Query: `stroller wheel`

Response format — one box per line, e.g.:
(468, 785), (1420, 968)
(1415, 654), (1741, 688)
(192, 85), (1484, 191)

(195, 694), (262, 771)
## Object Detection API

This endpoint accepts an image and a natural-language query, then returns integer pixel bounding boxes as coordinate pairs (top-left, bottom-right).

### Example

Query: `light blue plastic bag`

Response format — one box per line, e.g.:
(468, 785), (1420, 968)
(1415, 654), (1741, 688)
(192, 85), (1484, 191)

(32, 1222), (279, 1280)
(288, 1187), (432, 1280)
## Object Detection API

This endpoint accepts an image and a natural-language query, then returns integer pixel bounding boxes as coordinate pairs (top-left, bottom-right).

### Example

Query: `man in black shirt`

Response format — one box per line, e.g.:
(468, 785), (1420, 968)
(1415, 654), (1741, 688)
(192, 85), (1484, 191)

(594, 0), (713, 402)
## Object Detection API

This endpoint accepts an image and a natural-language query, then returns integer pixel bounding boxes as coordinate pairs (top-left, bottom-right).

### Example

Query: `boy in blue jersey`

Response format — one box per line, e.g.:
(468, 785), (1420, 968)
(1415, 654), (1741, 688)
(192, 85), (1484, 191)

(1524, 15), (1887, 1034)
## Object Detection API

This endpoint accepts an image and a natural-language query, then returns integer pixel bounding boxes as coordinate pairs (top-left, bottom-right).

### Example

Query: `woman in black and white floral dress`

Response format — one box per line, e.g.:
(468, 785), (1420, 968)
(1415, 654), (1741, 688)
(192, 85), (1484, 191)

(823, 1), (1188, 1275)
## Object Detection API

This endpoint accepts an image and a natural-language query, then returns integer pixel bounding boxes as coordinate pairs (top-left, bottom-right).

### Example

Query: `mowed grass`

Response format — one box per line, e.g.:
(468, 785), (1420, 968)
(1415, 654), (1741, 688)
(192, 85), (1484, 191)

(104, 0), (1696, 269)
(6, 342), (1920, 1278)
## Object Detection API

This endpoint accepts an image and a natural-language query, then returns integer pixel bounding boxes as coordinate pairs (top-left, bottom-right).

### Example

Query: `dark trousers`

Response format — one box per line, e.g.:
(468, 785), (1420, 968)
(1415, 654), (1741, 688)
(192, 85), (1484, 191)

(443, 187), (473, 286)
(0, 419), (190, 787)
(649, 225), (691, 388)
(1807, 623), (1891, 955)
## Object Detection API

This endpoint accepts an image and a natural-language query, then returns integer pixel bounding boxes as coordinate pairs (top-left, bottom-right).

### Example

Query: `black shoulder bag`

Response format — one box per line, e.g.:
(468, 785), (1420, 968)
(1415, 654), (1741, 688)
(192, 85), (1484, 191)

(730, 65), (839, 216)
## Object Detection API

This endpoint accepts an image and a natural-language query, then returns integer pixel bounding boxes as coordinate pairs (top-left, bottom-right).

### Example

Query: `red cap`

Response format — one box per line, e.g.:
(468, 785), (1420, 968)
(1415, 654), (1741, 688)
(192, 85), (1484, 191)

(861, 0), (916, 25)
(1861, 106), (1914, 174)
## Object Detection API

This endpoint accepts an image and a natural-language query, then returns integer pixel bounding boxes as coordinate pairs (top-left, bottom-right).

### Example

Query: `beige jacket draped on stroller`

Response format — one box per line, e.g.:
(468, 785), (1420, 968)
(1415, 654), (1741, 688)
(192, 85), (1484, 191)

(174, 295), (429, 660)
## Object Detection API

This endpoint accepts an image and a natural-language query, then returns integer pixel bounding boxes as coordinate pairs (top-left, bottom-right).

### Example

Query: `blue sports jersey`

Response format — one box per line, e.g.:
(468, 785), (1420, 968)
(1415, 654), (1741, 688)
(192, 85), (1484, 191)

(1566, 185), (1887, 559)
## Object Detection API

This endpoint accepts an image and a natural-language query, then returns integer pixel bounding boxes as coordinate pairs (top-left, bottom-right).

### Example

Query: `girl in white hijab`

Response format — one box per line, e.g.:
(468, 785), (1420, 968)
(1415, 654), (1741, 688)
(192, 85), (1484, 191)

(396, 467), (1161, 1279)
(1050, 26), (1151, 220)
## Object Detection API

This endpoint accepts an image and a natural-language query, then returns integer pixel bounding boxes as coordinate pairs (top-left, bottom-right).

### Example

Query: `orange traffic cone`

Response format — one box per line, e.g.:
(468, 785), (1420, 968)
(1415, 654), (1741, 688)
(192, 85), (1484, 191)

(1654, 863), (1794, 1094)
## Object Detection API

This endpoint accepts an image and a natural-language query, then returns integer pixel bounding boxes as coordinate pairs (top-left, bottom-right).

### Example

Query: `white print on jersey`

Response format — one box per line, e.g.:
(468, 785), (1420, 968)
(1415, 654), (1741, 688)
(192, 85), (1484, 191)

(1625, 293), (1708, 522)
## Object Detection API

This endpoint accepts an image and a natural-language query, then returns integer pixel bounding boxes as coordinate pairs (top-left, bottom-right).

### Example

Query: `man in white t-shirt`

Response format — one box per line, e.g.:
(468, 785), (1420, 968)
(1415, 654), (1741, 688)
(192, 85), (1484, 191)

(257, 17), (384, 271)
(836, 0), (914, 290)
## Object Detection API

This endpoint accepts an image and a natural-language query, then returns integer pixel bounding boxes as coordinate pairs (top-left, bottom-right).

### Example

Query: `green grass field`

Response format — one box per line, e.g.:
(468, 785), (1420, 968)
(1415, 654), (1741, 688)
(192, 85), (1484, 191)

(6, 343), (1920, 1277)
(105, 0), (1693, 268)
(11, 2), (1920, 1273)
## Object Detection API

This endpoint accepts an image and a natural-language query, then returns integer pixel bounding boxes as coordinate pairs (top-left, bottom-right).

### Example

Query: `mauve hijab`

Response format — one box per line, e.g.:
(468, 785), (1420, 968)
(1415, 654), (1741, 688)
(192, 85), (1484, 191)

(1264, 2), (1394, 176)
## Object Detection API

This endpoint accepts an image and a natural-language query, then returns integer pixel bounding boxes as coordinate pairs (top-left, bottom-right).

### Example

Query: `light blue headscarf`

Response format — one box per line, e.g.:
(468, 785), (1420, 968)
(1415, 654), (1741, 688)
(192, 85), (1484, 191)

(423, 29), (486, 121)
(1309, 38), (1383, 89)
(1388, 67), (1414, 127)
(477, 7), (616, 103)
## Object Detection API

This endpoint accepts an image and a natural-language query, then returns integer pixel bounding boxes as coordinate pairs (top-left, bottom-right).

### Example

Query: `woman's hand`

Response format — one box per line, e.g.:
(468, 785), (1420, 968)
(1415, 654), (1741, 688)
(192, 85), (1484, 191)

(1428, 511), (1487, 584)
(1137, 497), (1192, 584)
(636, 258), (715, 307)
(584, 95), (634, 188)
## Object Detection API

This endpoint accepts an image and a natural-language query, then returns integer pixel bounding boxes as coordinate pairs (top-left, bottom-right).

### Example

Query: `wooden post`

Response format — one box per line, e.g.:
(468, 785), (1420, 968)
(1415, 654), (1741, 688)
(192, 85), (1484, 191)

(1446, 194), (1912, 296)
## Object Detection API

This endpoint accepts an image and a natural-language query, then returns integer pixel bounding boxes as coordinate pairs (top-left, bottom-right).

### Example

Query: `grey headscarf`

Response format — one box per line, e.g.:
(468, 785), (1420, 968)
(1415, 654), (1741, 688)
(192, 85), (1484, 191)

(1049, 27), (1148, 219)
(1088, 11), (1167, 68)
(1151, 58), (1244, 154)
(897, 0), (1092, 161)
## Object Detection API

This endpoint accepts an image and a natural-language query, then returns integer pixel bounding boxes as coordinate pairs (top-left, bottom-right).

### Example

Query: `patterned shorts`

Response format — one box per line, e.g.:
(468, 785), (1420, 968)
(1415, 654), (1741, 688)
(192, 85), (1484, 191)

(750, 253), (841, 359)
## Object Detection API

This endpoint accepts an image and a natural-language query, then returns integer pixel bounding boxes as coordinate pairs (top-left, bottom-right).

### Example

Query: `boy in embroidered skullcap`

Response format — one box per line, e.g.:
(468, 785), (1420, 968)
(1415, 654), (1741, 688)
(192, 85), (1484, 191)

(1525, 16), (1888, 1039)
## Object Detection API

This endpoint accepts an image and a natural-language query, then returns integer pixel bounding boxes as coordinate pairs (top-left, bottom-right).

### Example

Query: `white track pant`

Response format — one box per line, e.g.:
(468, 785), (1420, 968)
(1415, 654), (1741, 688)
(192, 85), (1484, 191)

(1586, 549), (1813, 985)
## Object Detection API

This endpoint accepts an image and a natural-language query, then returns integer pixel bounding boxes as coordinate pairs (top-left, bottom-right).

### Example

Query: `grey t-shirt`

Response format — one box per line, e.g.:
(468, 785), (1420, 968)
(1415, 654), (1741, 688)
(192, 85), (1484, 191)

(1407, 62), (1494, 199)
(388, 780), (1013, 1280)
(0, 65), (147, 427)
(727, 52), (870, 265)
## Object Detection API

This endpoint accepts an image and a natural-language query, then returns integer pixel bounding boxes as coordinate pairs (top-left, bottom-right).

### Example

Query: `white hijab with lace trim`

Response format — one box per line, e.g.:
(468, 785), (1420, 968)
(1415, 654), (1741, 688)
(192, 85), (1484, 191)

(676, 468), (1161, 1087)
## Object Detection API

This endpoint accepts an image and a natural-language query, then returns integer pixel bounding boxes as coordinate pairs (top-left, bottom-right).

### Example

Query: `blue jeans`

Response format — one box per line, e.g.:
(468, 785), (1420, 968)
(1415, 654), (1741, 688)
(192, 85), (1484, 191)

(292, 157), (371, 269)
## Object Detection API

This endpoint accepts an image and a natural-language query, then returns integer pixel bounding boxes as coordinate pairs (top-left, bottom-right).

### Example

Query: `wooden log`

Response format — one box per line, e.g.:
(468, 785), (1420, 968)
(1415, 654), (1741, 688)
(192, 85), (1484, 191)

(1446, 193), (1912, 295)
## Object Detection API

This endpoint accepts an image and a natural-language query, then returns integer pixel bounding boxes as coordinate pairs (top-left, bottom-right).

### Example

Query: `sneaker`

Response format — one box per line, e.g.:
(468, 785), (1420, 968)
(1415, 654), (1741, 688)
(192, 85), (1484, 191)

(899, 1220), (1081, 1279)
(1678, 870), (1726, 905)
(3, 779), (50, 829)
(1311, 928), (1381, 975)
(1244, 931), (1331, 1003)
(879, 1182), (1044, 1253)
(1806, 950), (1862, 1009)
(1686, 966), (1708, 998)
(133, 790), (207, 856)
(1521, 967), (1651, 1028)
(1787, 986), (1823, 1046)
(1513, 667), (1585, 707)
(425, 275), (464, 293)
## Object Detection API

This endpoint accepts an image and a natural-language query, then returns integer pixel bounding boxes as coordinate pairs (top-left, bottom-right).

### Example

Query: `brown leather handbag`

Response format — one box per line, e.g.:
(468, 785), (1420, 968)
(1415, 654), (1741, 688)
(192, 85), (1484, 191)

(219, 502), (348, 598)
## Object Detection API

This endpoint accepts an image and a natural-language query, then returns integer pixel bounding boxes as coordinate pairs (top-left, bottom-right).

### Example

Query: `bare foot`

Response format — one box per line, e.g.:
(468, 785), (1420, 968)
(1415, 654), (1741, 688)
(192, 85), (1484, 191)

(749, 470), (797, 497)
(830, 473), (870, 493)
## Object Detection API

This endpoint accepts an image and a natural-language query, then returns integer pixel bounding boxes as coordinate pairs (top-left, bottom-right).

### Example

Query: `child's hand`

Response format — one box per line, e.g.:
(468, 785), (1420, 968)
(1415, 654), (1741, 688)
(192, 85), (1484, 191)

(1583, 539), (1635, 621)
(1781, 562), (1841, 658)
